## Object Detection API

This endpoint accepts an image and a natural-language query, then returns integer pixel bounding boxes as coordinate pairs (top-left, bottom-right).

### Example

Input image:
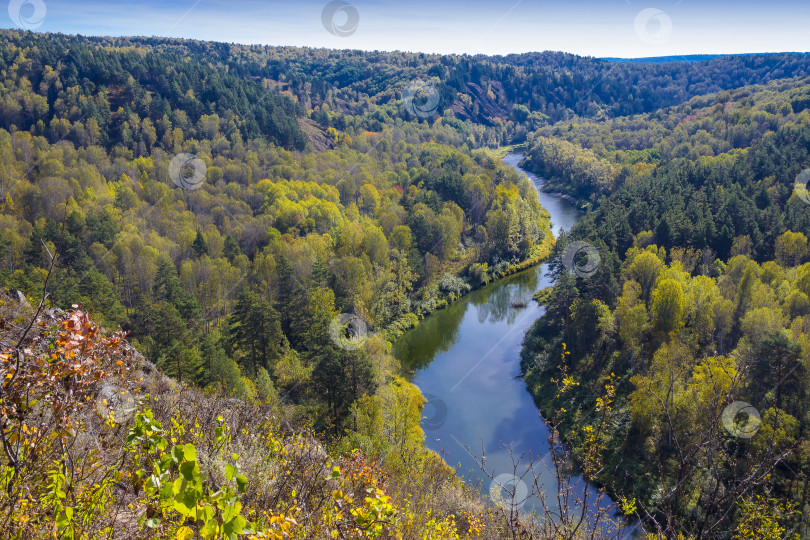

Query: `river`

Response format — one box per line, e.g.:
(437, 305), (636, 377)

(394, 153), (623, 529)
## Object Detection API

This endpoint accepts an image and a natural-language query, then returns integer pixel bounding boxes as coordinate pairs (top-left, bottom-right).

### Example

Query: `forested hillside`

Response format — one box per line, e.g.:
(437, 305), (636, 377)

(521, 78), (810, 258)
(0, 294), (508, 538)
(0, 31), (308, 151)
(0, 90), (550, 429)
(522, 77), (810, 200)
(0, 29), (560, 539)
(6, 31), (810, 148)
(2, 27), (810, 539)
(520, 78), (810, 537)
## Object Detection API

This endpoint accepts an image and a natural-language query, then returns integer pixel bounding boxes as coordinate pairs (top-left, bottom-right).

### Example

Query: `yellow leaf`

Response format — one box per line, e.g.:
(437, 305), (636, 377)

(175, 526), (194, 540)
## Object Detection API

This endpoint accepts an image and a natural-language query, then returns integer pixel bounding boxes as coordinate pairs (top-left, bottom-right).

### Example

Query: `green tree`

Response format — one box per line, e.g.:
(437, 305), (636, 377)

(751, 330), (805, 414)
(485, 209), (510, 259)
(626, 250), (664, 307)
(192, 229), (210, 258)
(255, 367), (277, 403)
(205, 340), (244, 395)
(685, 275), (721, 346)
(650, 278), (685, 334)
(153, 258), (201, 322)
(223, 234), (242, 261)
(774, 231), (807, 267)
(312, 347), (377, 436)
(228, 289), (287, 375)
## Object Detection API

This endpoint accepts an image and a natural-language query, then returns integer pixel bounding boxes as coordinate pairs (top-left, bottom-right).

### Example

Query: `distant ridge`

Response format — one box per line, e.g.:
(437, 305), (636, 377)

(603, 52), (809, 63)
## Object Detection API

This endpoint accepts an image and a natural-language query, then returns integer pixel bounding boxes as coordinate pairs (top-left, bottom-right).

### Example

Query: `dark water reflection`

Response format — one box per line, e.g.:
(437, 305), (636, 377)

(395, 155), (626, 529)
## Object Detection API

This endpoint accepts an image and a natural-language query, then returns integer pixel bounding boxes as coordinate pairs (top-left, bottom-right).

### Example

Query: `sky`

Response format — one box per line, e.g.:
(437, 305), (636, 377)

(3, 0), (810, 58)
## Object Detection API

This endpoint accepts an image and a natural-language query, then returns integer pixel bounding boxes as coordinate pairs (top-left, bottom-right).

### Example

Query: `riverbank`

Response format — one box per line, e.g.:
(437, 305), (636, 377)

(391, 153), (624, 527)
(380, 149), (555, 344)
(380, 231), (555, 343)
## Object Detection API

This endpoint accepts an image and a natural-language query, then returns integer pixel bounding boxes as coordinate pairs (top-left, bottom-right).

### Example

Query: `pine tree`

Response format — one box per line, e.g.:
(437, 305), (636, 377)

(753, 330), (805, 414)
(312, 347), (376, 436)
(192, 229), (209, 257)
(228, 289), (287, 375)
(200, 332), (242, 394)
(153, 258), (201, 322)
(276, 255), (297, 336)
(223, 234), (241, 261)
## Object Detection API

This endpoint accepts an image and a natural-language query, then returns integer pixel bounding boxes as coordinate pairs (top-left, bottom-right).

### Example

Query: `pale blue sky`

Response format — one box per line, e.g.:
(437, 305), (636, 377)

(4, 0), (810, 57)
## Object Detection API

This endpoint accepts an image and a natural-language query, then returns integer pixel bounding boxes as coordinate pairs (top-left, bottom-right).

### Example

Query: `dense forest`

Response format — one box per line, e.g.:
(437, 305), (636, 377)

(0, 30), (557, 539)
(520, 78), (810, 537)
(2, 28), (810, 538)
(0, 31), (552, 424)
(521, 77), (810, 201)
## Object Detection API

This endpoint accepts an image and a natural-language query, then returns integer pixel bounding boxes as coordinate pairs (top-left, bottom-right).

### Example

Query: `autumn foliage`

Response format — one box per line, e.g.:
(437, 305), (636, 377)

(0, 298), (524, 539)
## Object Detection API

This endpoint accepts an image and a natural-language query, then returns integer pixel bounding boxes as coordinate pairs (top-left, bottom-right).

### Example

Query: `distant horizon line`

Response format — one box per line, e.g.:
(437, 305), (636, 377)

(2, 27), (809, 62)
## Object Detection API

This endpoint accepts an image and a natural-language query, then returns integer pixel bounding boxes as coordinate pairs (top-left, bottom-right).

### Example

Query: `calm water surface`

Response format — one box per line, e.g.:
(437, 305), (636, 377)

(394, 154), (624, 527)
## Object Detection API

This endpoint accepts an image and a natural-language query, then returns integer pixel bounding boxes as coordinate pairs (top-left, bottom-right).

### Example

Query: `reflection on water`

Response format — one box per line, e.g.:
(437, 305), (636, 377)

(395, 154), (622, 524)
(395, 266), (540, 370)
(471, 270), (538, 325)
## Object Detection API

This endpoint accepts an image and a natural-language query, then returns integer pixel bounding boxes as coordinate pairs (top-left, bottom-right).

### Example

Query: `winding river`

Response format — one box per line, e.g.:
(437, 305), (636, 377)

(394, 154), (621, 526)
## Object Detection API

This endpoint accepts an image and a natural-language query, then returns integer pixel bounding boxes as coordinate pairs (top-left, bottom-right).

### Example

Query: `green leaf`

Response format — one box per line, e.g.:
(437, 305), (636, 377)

(172, 477), (185, 496)
(222, 501), (242, 523)
(223, 515), (246, 538)
(225, 464), (236, 481)
(180, 460), (199, 483)
(235, 474), (248, 494)
(172, 498), (192, 517)
(199, 503), (216, 522)
(160, 480), (175, 500)
(146, 517), (161, 528)
(171, 445), (185, 463)
(159, 454), (174, 472)
(182, 443), (198, 462)
(177, 487), (199, 509)
(55, 510), (70, 529)
(200, 518), (218, 538)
